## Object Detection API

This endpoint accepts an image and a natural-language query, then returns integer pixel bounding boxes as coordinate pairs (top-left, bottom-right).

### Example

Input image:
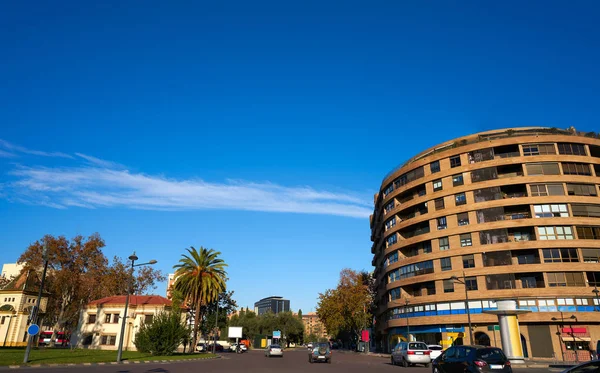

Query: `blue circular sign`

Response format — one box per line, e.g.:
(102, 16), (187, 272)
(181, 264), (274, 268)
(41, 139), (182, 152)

(27, 324), (40, 336)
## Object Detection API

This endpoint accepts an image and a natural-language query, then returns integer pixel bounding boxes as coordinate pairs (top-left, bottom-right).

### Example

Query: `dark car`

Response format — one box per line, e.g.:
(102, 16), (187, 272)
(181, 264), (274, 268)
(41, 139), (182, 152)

(207, 343), (224, 352)
(309, 342), (332, 364)
(433, 345), (512, 373)
(560, 360), (600, 373)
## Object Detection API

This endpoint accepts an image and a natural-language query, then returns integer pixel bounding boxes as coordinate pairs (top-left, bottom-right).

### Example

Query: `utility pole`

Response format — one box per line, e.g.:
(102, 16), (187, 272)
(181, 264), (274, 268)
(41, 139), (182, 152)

(24, 240), (50, 363)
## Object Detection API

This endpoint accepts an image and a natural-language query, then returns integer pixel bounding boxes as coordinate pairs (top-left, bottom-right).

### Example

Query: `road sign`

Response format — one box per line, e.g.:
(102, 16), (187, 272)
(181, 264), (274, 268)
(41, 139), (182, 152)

(27, 324), (40, 336)
(487, 325), (500, 331)
(273, 330), (281, 338)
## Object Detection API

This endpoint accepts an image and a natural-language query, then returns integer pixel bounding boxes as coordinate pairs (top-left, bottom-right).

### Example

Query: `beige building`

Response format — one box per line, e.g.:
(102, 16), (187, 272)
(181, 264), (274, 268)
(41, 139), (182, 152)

(73, 295), (178, 350)
(1, 263), (24, 280)
(302, 312), (328, 339)
(0, 271), (48, 346)
(371, 127), (600, 361)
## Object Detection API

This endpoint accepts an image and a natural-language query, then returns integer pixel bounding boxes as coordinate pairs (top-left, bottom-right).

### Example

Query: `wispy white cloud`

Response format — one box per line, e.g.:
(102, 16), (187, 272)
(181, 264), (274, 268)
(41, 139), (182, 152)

(2, 149), (372, 218)
(0, 149), (16, 158)
(0, 139), (73, 159)
(75, 153), (125, 169)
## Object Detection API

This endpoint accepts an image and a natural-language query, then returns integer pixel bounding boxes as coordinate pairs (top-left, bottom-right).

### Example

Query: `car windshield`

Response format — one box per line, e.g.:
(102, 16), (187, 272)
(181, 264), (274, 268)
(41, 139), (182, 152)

(429, 346), (443, 351)
(271, 344), (281, 348)
(409, 343), (428, 350)
(317, 343), (329, 348)
(476, 348), (507, 362)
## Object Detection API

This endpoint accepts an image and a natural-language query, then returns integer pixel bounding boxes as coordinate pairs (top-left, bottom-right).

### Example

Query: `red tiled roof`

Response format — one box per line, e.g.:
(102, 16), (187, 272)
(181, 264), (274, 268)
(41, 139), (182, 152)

(89, 295), (172, 307)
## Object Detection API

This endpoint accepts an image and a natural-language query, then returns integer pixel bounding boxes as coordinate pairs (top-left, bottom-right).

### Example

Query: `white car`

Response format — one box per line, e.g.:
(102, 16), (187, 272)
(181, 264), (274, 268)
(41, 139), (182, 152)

(265, 344), (283, 357)
(391, 341), (431, 367)
(428, 345), (443, 360)
(231, 343), (247, 352)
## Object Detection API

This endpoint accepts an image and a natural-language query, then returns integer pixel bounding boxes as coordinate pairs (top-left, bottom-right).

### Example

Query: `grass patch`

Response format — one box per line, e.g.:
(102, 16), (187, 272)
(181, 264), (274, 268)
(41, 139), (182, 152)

(0, 347), (216, 366)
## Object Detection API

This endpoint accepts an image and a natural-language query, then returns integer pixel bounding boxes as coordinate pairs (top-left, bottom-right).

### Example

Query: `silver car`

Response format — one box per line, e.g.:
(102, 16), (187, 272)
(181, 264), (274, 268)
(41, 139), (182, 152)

(391, 341), (431, 367)
(265, 344), (283, 357)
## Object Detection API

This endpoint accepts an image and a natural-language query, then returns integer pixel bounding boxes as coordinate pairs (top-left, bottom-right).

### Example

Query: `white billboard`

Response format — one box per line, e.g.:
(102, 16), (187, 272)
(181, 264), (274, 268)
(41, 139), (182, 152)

(228, 326), (243, 339)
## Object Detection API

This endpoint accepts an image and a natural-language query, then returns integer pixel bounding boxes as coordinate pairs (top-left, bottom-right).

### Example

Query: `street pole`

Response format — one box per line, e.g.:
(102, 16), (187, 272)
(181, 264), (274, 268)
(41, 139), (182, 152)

(213, 294), (219, 354)
(405, 299), (410, 342)
(116, 254), (157, 363)
(24, 241), (50, 363)
(551, 315), (566, 362)
(117, 253), (137, 363)
(463, 272), (474, 344)
(569, 315), (579, 364)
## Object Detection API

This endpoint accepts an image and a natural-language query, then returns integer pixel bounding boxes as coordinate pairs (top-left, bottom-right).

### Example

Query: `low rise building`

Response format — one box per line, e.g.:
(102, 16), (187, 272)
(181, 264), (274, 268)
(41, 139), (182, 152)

(302, 312), (329, 340)
(0, 271), (48, 346)
(73, 295), (178, 350)
(1, 263), (24, 280)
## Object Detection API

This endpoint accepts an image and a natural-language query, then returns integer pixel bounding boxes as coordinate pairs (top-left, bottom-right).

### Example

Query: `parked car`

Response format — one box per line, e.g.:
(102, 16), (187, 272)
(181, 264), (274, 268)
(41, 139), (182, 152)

(432, 345), (512, 373)
(560, 360), (600, 373)
(307, 342), (314, 349)
(231, 343), (248, 352)
(429, 345), (444, 360)
(196, 342), (206, 352)
(266, 344), (283, 357)
(38, 331), (69, 346)
(309, 342), (332, 364)
(391, 341), (431, 367)
(207, 343), (224, 352)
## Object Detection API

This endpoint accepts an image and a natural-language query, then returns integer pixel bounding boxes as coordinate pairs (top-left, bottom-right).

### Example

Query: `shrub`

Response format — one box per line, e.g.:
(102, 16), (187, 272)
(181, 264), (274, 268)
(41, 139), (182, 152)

(134, 310), (188, 355)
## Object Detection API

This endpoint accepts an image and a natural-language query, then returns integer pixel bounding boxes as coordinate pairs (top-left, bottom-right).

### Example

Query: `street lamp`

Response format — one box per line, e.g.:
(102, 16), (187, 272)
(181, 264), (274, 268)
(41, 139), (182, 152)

(116, 253), (157, 363)
(213, 293), (220, 354)
(451, 272), (474, 345)
(551, 312), (579, 364)
(405, 299), (410, 342)
(23, 239), (50, 363)
(550, 317), (566, 361)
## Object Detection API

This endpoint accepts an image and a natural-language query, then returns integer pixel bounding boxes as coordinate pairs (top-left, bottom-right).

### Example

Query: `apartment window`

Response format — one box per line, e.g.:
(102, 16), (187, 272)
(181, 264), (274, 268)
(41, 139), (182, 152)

(571, 204), (600, 218)
(460, 233), (472, 247)
(113, 314), (119, 323)
(386, 252), (399, 267)
(452, 174), (464, 186)
(443, 279), (455, 293)
(457, 212), (469, 226)
(437, 216), (447, 230)
(383, 184), (394, 197)
(581, 249), (600, 263)
(394, 166), (425, 188)
(433, 179), (443, 192)
(422, 240), (432, 253)
(430, 161), (441, 174)
(455, 192), (466, 206)
(440, 257), (452, 271)
(105, 314), (112, 323)
(547, 272), (585, 287)
(390, 288), (401, 301)
(450, 155), (461, 168)
(486, 274), (516, 290)
(389, 269), (400, 283)
(399, 260), (434, 279)
(533, 204), (569, 218)
(562, 162), (592, 176)
(434, 197), (445, 210)
(385, 217), (397, 230)
(483, 251), (512, 267)
(462, 254), (475, 268)
(100, 335), (117, 345)
(87, 314), (96, 324)
(526, 163), (560, 176)
(523, 143), (556, 156)
(465, 277), (478, 291)
(567, 183), (598, 196)
(521, 277), (538, 289)
(530, 183), (565, 196)
(471, 167), (498, 183)
(537, 226), (574, 240)
(144, 314), (154, 324)
(384, 201), (395, 213)
(439, 237), (449, 251)
(387, 234), (398, 246)
(542, 248), (579, 263)
(558, 143), (586, 156)
(577, 226), (600, 240)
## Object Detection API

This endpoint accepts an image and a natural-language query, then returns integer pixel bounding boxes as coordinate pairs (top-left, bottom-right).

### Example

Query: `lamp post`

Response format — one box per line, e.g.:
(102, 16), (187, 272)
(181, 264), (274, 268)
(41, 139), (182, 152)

(550, 316), (566, 362)
(405, 299), (410, 342)
(213, 293), (219, 354)
(23, 240), (50, 363)
(551, 313), (579, 364)
(116, 253), (157, 363)
(451, 272), (474, 345)
(569, 315), (579, 364)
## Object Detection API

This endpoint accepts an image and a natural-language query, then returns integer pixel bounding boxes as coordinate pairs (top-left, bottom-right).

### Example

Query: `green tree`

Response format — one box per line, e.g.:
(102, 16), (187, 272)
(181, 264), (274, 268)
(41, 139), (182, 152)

(173, 246), (227, 351)
(134, 310), (188, 355)
(202, 290), (238, 339)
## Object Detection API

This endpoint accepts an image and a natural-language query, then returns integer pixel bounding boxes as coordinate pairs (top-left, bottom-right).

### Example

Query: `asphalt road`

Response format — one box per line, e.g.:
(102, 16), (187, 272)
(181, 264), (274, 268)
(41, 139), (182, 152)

(8, 349), (558, 373)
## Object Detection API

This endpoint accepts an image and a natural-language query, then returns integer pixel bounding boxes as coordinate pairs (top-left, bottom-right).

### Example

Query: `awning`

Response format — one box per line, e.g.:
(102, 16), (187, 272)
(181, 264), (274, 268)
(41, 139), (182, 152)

(561, 337), (591, 342)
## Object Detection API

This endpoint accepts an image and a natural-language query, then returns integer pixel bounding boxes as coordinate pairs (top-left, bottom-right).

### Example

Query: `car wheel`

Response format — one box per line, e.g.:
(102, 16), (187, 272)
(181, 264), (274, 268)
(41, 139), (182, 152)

(391, 356), (395, 366)
(402, 358), (408, 368)
(424, 363), (430, 368)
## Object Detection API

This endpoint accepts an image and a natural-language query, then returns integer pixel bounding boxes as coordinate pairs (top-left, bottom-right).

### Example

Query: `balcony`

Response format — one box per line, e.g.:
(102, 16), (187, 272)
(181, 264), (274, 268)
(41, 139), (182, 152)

(399, 222), (431, 239)
(396, 185), (427, 205)
(479, 227), (535, 245)
(474, 184), (528, 202)
(497, 164), (524, 179)
(477, 205), (531, 223)
(468, 144), (520, 163)
(515, 273), (545, 289)
(398, 202), (428, 222)
(402, 281), (436, 297)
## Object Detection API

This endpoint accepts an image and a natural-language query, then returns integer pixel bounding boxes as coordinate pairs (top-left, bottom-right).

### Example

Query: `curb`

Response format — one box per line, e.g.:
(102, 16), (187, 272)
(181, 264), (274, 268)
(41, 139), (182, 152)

(0, 355), (221, 370)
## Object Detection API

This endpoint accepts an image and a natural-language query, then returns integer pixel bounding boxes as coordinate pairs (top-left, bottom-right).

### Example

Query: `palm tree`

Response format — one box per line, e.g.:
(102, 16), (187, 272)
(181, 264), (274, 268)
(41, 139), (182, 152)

(173, 246), (227, 350)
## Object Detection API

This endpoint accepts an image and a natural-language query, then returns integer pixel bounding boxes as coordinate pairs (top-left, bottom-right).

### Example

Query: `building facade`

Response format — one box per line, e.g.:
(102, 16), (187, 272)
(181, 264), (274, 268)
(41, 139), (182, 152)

(73, 295), (178, 350)
(1, 263), (24, 280)
(371, 127), (600, 361)
(302, 312), (329, 340)
(0, 271), (48, 347)
(254, 296), (290, 315)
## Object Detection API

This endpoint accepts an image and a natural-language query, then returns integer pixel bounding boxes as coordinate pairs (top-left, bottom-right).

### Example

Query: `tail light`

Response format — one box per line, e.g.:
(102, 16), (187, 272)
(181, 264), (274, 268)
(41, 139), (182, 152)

(407, 351), (415, 355)
(474, 360), (487, 367)
(505, 361), (511, 366)
(424, 351), (431, 355)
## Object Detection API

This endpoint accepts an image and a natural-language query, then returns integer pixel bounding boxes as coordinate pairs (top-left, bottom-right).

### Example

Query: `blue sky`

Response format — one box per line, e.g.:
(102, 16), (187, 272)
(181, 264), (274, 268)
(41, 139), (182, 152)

(1, 1), (599, 313)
